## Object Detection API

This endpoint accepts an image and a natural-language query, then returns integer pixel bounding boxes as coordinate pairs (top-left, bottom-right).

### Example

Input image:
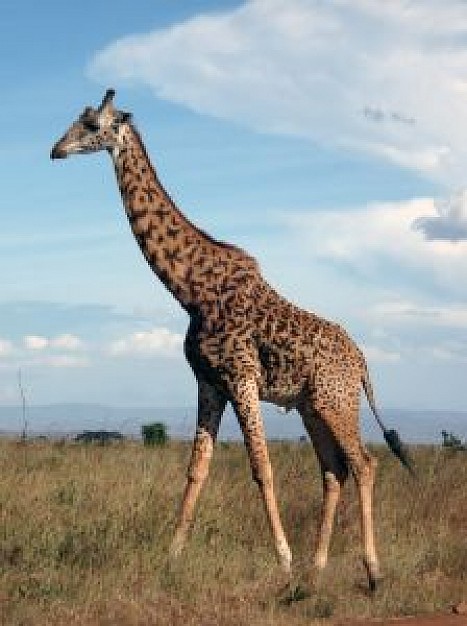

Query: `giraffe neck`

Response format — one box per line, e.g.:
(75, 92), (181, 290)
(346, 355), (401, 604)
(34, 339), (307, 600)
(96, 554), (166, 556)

(111, 124), (220, 312)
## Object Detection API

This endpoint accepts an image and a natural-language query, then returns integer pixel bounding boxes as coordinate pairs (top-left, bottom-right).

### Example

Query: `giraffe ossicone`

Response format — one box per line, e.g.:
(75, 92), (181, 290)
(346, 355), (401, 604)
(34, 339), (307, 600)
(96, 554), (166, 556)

(51, 89), (412, 590)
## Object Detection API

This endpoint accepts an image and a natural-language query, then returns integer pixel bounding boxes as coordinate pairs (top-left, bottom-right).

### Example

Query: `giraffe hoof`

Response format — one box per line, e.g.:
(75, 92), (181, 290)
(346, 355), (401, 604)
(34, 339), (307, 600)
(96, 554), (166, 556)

(368, 573), (384, 594)
(307, 564), (324, 588)
(363, 558), (383, 593)
(278, 582), (311, 606)
(168, 537), (184, 561)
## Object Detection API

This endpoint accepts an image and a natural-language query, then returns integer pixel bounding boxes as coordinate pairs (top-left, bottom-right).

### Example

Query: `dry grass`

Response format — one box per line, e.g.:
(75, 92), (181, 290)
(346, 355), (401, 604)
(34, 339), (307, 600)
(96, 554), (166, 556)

(1, 438), (466, 625)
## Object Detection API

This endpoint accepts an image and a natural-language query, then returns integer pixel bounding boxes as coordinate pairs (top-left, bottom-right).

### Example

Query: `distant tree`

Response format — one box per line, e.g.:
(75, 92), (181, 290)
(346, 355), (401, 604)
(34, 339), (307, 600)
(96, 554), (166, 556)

(75, 430), (124, 445)
(441, 430), (466, 452)
(142, 422), (168, 446)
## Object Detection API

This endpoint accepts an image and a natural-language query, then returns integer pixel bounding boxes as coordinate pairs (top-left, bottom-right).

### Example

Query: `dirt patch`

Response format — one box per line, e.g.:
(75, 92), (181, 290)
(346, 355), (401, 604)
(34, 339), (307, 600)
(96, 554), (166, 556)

(339, 610), (467, 626)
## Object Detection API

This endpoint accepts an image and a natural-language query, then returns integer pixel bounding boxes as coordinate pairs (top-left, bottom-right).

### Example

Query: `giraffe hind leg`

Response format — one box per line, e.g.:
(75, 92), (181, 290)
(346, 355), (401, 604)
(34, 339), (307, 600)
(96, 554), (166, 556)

(299, 406), (349, 572)
(331, 413), (380, 590)
(300, 384), (381, 591)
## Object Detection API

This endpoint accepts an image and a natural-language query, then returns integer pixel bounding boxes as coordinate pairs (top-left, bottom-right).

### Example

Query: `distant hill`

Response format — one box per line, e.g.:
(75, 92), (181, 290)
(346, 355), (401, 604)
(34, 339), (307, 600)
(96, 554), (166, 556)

(0, 403), (466, 443)
(0, 404), (193, 439)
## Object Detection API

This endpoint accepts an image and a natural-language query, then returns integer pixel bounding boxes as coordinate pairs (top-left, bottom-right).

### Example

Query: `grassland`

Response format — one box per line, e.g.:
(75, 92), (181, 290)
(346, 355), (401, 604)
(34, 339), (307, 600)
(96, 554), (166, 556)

(1, 437), (466, 625)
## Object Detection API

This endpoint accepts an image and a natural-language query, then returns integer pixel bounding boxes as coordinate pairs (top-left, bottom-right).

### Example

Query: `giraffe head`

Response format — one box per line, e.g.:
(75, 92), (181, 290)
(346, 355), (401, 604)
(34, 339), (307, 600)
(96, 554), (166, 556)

(51, 89), (132, 159)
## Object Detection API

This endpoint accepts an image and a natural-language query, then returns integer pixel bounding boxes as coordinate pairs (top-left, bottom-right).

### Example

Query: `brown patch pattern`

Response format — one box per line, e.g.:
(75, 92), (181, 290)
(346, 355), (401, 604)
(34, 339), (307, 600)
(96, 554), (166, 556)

(51, 90), (388, 589)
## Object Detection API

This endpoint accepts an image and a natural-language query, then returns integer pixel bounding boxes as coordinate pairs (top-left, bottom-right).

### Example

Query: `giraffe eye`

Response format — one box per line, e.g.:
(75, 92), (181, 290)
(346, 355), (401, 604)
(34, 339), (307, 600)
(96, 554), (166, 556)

(83, 119), (100, 133)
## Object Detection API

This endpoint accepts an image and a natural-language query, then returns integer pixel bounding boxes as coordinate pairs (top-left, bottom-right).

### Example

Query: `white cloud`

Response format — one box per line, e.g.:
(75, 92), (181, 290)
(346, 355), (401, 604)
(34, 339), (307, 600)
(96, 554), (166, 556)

(280, 197), (467, 299)
(0, 333), (89, 371)
(368, 301), (467, 330)
(413, 189), (467, 241)
(50, 334), (84, 351)
(109, 327), (183, 357)
(428, 341), (467, 362)
(24, 335), (48, 351)
(23, 334), (84, 352)
(0, 339), (13, 357)
(361, 344), (401, 363)
(90, 0), (467, 184)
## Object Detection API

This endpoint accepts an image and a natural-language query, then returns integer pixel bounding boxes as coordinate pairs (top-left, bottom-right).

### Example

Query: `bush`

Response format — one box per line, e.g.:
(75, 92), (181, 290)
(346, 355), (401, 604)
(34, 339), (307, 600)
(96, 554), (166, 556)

(441, 430), (466, 451)
(141, 422), (168, 446)
(74, 431), (124, 445)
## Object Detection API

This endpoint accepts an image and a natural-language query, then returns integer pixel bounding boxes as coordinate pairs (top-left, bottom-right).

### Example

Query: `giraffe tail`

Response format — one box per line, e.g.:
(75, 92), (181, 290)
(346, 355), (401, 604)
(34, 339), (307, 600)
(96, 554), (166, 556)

(361, 357), (415, 475)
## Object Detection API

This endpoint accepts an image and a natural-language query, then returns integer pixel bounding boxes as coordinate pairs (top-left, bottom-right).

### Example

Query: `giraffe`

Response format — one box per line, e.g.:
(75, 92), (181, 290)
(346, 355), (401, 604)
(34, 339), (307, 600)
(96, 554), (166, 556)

(51, 89), (412, 591)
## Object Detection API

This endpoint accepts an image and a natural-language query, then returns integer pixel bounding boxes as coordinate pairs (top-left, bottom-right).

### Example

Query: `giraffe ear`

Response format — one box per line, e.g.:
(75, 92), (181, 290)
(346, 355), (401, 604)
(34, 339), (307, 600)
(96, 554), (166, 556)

(98, 88), (116, 111)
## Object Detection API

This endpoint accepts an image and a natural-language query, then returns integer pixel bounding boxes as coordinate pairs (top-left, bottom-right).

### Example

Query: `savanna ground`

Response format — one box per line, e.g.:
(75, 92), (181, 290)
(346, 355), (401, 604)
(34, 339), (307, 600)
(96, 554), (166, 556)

(1, 437), (466, 625)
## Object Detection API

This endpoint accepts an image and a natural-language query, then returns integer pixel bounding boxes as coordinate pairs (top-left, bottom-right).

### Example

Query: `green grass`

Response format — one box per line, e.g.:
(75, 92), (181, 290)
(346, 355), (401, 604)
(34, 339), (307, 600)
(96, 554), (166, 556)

(1, 439), (465, 625)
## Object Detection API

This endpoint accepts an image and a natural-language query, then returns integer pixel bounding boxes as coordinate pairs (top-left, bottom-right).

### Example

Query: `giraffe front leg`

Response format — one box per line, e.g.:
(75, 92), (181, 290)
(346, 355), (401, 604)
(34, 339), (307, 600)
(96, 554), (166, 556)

(231, 378), (292, 575)
(170, 380), (226, 558)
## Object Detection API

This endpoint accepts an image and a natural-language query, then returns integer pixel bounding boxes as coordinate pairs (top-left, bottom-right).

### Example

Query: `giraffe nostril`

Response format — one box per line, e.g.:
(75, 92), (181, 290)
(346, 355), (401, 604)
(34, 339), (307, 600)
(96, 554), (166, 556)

(51, 145), (66, 159)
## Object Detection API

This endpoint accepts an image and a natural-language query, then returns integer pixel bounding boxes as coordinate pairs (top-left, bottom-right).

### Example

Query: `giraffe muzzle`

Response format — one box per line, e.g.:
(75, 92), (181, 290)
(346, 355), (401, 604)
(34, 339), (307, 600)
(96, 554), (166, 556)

(50, 144), (67, 160)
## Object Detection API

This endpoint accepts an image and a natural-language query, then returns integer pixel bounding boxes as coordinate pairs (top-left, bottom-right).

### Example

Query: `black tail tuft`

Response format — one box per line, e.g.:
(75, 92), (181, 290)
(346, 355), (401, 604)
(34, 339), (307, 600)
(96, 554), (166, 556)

(361, 357), (415, 476)
(383, 429), (415, 475)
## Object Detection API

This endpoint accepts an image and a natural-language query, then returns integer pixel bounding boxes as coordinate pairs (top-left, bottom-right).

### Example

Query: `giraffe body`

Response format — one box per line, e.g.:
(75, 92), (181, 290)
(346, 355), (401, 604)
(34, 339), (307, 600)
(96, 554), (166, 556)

(51, 90), (410, 590)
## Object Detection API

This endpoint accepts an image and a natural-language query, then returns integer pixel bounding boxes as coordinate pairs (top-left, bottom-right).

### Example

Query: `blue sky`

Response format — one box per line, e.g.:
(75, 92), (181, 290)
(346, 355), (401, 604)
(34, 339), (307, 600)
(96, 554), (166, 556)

(1, 0), (467, 419)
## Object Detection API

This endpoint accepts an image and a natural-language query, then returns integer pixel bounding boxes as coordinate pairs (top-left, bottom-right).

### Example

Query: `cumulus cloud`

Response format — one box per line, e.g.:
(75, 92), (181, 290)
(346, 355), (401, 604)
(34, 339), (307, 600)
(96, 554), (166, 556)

(4, 333), (88, 369)
(361, 344), (401, 363)
(281, 197), (467, 299)
(24, 335), (49, 351)
(363, 334), (467, 365)
(413, 189), (467, 241)
(50, 334), (84, 351)
(0, 334), (89, 372)
(0, 339), (14, 357)
(368, 301), (467, 330)
(24, 334), (84, 351)
(109, 327), (183, 357)
(428, 341), (467, 363)
(89, 0), (467, 183)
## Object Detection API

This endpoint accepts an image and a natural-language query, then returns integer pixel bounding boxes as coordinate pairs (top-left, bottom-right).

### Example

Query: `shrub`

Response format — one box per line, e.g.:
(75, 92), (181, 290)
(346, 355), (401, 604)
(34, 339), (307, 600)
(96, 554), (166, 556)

(74, 431), (124, 445)
(141, 422), (168, 446)
(441, 430), (466, 451)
